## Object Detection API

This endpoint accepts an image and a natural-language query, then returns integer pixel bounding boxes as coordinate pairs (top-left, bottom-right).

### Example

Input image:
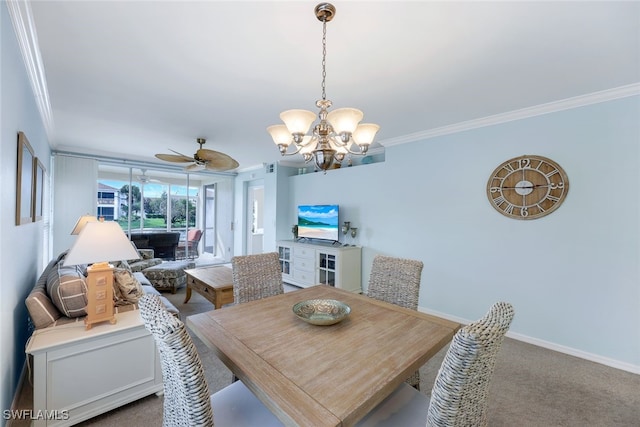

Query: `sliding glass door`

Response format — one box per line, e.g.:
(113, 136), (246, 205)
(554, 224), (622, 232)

(96, 164), (233, 258)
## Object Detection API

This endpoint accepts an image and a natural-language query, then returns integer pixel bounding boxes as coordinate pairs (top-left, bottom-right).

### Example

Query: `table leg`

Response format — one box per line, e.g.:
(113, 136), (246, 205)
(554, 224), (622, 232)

(184, 285), (192, 303)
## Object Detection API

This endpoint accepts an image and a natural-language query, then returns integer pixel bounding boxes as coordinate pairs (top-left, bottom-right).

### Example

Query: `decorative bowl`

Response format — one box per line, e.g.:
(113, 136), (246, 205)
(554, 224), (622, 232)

(292, 299), (351, 326)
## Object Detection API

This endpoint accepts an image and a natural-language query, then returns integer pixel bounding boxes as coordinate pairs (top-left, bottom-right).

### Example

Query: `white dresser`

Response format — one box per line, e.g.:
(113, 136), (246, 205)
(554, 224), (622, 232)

(26, 310), (163, 426)
(277, 240), (362, 293)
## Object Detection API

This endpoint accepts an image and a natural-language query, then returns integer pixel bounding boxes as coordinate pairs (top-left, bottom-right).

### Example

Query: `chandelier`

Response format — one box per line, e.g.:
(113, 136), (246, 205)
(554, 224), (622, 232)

(267, 3), (380, 172)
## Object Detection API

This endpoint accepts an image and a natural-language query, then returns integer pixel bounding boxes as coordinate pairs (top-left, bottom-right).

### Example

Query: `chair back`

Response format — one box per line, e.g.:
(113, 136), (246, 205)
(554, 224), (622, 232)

(231, 252), (284, 304)
(367, 255), (423, 310)
(426, 302), (515, 427)
(187, 228), (202, 244)
(367, 255), (423, 388)
(139, 294), (214, 426)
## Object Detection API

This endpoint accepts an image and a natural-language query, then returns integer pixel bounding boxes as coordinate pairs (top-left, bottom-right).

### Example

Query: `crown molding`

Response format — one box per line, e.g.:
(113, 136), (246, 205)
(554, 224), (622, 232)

(7, 0), (54, 140)
(382, 83), (640, 147)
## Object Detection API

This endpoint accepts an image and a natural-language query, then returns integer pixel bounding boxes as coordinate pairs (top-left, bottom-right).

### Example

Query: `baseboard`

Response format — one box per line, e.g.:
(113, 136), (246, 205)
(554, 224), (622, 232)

(419, 306), (640, 375)
(7, 360), (29, 427)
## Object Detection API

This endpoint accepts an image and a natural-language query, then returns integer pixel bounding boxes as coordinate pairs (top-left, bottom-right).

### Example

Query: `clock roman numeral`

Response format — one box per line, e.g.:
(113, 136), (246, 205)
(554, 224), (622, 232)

(502, 163), (515, 173)
(504, 203), (515, 215)
(492, 196), (506, 206)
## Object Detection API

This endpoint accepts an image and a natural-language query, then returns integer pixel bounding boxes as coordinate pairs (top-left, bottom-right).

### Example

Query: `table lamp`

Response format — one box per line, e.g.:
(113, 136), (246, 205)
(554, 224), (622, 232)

(63, 220), (140, 330)
(70, 214), (98, 235)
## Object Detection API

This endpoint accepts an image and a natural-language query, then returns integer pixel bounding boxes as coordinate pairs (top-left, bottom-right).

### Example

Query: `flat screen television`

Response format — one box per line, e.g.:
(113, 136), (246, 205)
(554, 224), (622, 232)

(297, 204), (339, 242)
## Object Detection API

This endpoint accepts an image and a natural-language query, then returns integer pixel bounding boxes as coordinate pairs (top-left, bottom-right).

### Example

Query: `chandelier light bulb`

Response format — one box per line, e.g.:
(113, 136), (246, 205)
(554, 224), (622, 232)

(267, 125), (292, 146)
(352, 123), (380, 146)
(326, 108), (363, 135)
(280, 109), (317, 136)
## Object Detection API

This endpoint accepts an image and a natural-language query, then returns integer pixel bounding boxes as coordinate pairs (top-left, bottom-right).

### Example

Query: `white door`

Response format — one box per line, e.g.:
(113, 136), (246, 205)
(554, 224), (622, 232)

(246, 183), (264, 255)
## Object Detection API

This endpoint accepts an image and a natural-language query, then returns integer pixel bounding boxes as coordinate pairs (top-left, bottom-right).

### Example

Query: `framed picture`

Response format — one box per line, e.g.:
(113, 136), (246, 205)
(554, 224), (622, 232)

(16, 132), (34, 225)
(33, 157), (46, 221)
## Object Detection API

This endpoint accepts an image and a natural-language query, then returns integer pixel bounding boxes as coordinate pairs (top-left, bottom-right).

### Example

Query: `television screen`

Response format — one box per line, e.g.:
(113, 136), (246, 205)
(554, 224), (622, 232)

(297, 204), (339, 241)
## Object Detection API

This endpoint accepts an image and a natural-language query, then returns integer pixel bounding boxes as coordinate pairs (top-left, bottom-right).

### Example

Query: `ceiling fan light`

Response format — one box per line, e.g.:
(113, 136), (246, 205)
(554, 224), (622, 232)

(267, 124), (292, 146)
(326, 108), (363, 134)
(352, 123), (380, 146)
(280, 109), (316, 135)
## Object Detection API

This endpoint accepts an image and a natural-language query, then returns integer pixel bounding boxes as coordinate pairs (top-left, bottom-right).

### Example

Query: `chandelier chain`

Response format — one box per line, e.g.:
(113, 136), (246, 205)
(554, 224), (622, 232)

(321, 20), (327, 101)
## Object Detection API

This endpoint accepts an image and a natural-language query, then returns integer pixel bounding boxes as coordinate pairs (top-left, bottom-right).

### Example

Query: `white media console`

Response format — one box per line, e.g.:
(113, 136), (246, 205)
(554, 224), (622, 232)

(277, 240), (362, 293)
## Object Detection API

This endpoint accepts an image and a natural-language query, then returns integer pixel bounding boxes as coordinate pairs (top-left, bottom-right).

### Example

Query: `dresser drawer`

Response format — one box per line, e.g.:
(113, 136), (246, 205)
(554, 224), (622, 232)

(293, 268), (315, 285)
(293, 256), (314, 272)
(293, 246), (315, 259)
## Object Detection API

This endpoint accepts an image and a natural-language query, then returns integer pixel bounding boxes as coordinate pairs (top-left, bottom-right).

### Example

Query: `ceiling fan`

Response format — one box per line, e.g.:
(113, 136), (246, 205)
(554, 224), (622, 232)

(155, 138), (239, 172)
(136, 169), (161, 184)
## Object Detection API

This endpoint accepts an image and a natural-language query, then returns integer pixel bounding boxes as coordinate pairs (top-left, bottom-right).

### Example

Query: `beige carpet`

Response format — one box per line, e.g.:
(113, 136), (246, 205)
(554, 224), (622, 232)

(75, 286), (640, 426)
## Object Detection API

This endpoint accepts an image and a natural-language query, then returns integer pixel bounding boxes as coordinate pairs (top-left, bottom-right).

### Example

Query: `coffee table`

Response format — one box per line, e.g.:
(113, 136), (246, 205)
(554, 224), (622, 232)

(183, 266), (234, 309)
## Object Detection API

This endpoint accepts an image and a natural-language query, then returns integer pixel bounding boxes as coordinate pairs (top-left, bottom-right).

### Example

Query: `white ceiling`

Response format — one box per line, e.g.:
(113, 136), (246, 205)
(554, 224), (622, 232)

(21, 1), (640, 172)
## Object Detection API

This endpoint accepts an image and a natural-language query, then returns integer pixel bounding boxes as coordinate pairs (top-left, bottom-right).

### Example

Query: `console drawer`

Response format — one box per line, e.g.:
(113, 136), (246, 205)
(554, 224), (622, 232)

(293, 268), (315, 285)
(293, 256), (314, 272)
(293, 246), (314, 259)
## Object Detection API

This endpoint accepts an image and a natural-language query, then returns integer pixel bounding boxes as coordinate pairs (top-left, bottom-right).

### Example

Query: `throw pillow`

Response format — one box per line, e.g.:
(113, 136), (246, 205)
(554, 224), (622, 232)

(114, 269), (144, 304)
(46, 264), (88, 318)
(112, 277), (128, 306)
(110, 259), (132, 272)
(25, 288), (62, 329)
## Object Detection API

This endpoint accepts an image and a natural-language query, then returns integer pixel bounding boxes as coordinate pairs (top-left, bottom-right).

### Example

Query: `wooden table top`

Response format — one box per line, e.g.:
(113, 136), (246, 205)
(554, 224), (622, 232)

(186, 285), (460, 427)
(184, 265), (232, 289)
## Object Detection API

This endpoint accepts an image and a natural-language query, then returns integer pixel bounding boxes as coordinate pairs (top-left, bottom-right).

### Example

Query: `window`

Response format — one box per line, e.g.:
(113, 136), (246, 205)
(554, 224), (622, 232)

(96, 164), (233, 258)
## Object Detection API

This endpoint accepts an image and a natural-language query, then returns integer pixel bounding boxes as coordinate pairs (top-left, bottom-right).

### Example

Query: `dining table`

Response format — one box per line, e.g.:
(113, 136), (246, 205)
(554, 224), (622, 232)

(186, 285), (460, 427)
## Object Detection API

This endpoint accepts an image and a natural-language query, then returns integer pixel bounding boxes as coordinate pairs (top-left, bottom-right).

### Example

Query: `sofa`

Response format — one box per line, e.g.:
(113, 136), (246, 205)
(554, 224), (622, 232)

(25, 249), (178, 330)
(129, 232), (180, 260)
(128, 248), (163, 273)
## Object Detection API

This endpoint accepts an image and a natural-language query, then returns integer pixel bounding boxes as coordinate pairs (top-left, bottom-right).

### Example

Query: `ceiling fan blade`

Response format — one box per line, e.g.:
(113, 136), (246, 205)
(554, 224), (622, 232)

(197, 149), (239, 171)
(185, 163), (206, 172)
(155, 153), (194, 163)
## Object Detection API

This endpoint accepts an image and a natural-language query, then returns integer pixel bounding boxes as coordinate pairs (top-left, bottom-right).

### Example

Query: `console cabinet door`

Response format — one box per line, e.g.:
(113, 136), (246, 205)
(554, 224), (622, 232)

(278, 243), (293, 282)
(317, 251), (337, 287)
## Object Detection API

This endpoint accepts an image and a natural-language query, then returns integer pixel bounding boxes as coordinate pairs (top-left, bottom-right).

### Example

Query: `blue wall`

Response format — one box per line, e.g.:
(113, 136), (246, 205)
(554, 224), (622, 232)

(281, 94), (640, 372)
(1, 1), (51, 419)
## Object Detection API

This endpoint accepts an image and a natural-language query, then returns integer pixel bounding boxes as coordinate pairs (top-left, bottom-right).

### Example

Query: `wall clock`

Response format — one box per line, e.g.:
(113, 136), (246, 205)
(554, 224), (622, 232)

(486, 155), (569, 220)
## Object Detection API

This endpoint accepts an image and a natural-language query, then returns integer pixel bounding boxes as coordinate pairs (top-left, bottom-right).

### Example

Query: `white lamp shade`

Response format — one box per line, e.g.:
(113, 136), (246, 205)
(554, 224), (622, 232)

(326, 108), (363, 134)
(267, 124), (292, 146)
(280, 109), (316, 135)
(63, 221), (140, 266)
(299, 136), (316, 154)
(70, 215), (98, 235)
(352, 123), (380, 145)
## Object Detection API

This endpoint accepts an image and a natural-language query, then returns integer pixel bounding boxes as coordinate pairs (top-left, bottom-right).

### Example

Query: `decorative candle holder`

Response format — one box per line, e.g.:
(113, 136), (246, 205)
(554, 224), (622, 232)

(342, 221), (351, 235)
(350, 227), (358, 238)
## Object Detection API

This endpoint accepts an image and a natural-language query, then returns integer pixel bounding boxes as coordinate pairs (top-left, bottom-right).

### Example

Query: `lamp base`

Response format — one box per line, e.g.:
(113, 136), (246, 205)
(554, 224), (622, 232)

(85, 263), (116, 330)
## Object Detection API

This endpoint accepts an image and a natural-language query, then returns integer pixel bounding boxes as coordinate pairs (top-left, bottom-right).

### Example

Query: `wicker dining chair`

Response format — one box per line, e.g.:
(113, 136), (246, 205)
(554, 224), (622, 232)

(138, 294), (283, 426)
(231, 252), (284, 304)
(356, 301), (515, 427)
(367, 254), (424, 389)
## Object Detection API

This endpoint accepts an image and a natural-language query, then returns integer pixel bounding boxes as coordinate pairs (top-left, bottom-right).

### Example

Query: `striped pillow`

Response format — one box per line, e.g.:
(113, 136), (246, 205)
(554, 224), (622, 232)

(46, 264), (88, 318)
(25, 288), (61, 329)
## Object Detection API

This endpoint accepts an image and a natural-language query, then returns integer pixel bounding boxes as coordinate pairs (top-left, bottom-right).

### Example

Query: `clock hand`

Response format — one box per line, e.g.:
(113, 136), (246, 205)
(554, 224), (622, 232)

(502, 184), (552, 189)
